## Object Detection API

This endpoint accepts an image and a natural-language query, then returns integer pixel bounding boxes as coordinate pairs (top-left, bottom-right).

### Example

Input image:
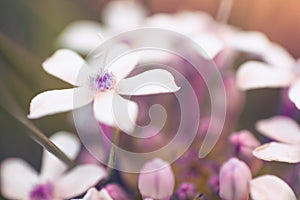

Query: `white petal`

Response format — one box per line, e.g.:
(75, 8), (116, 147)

(117, 69), (180, 96)
(193, 33), (224, 59)
(107, 51), (140, 82)
(102, 0), (146, 31)
(81, 188), (101, 200)
(40, 132), (81, 181)
(93, 91), (138, 133)
(98, 189), (113, 200)
(237, 61), (294, 90)
(28, 87), (93, 119)
(253, 142), (300, 163)
(55, 164), (107, 199)
(43, 49), (89, 86)
(256, 116), (300, 144)
(289, 79), (300, 110)
(250, 175), (296, 200)
(227, 31), (270, 56)
(262, 43), (295, 68)
(1, 158), (38, 199)
(57, 21), (105, 54)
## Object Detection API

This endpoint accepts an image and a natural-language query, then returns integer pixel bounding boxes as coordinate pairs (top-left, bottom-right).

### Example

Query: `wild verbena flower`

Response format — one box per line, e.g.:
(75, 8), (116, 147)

(0, 132), (107, 200)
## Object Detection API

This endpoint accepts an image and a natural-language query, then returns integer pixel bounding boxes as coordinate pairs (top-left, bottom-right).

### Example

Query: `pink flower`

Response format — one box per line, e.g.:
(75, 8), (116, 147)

(229, 130), (262, 173)
(138, 158), (175, 200)
(219, 158), (252, 200)
(253, 116), (300, 163)
(219, 158), (297, 200)
(174, 183), (199, 200)
(0, 132), (107, 200)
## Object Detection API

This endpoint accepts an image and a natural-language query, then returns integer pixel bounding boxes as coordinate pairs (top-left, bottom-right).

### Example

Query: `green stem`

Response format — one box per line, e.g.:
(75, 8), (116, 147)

(107, 128), (120, 175)
(0, 83), (75, 168)
(216, 0), (234, 24)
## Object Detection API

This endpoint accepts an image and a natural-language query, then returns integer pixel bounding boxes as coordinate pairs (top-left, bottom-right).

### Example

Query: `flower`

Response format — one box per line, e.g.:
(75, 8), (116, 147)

(253, 116), (300, 163)
(57, 0), (147, 54)
(173, 183), (199, 200)
(250, 175), (297, 200)
(0, 132), (107, 200)
(229, 130), (262, 174)
(28, 49), (180, 133)
(219, 158), (297, 200)
(138, 158), (175, 200)
(73, 184), (131, 200)
(236, 47), (300, 110)
(72, 187), (113, 200)
(219, 158), (252, 200)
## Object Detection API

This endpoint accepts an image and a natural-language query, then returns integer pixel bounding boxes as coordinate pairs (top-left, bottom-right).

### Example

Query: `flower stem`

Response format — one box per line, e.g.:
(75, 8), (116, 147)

(107, 128), (120, 174)
(0, 83), (75, 168)
(216, 0), (234, 24)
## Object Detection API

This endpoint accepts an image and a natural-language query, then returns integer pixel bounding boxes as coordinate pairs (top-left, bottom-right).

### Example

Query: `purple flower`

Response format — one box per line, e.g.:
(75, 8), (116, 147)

(173, 183), (198, 200)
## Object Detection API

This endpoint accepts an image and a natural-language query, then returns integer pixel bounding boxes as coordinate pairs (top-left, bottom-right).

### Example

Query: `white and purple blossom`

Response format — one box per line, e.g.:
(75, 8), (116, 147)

(0, 132), (107, 200)
(27, 49), (180, 133)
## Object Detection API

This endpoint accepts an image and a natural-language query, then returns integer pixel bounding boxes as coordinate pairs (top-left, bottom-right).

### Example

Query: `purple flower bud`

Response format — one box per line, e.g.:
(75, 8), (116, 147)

(208, 175), (219, 194)
(138, 158), (175, 200)
(229, 130), (262, 174)
(219, 158), (252, 200)
(173, 183), (198, 200)
(104, 183), (131, 200)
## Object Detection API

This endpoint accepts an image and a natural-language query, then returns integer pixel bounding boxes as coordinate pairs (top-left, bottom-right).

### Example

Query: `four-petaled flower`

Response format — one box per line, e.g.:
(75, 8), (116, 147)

(28, 49), (180, 133)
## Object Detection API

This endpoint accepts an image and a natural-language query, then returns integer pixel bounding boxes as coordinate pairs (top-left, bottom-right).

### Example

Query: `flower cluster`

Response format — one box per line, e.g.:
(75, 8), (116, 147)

(1, 0), (300, 200)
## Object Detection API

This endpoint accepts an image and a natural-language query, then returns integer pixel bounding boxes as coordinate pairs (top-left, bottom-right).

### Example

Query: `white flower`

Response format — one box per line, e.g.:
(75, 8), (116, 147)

(250, 175), (297, 200)
(236, 41), (300, 110)
(253, 116), (300, 163)
(0, 132), (107, 200)
(28, 49), (180, 133)
(57, 7), (282, 63)
(57, 0), (147, 54)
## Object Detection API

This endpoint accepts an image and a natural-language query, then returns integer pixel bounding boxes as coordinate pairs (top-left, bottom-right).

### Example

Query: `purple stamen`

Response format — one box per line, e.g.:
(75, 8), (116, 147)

(29, 182), (53, 200)
(90, 71), (115, 91)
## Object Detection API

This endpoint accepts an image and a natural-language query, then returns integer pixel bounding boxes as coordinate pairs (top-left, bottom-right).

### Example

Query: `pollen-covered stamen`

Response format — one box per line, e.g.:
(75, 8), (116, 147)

(29, 182), (53, 200)
(89, 71), (116, 91)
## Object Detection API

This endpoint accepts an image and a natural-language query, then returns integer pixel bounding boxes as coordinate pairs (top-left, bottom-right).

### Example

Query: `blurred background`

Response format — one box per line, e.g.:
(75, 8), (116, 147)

(1, 0), (300, 199)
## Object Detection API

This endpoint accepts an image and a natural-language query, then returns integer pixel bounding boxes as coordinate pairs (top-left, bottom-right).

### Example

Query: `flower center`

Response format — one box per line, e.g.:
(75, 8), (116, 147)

(89, 71), (115, 92)
(29, 182), (53, 200)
